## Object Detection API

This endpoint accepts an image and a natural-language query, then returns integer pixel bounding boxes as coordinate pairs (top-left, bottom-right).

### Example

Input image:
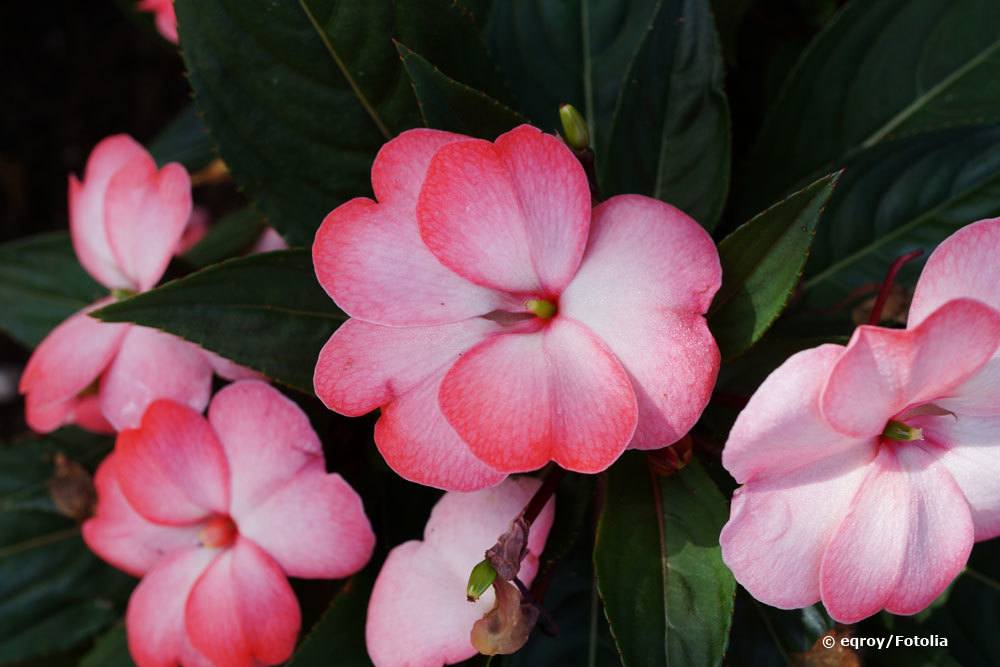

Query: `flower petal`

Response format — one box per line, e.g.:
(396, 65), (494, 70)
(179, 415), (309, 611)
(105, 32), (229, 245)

(418, 125), (590, 294)
(115, 399), (229, 524)
(185, 538), (301, 667)
(371, 128), (466, 209)
(202, 349), (262, 382)
(821, 299), (1000, 437)
(105, 159), (192, 291)
(126, 547), (218, 667)
(721, 446), (871, 609)
(819, 445), (973, 623)
(83, 454), (202, 577)
(19, 302), (128, 433)
(99, 326), (213, 431)
(238, 466), (375, 579)
(440, 318), (637, 474)
(909, 217), (1000, 326)
(68, 135), (147, 289)
(561, 195), (721, 448)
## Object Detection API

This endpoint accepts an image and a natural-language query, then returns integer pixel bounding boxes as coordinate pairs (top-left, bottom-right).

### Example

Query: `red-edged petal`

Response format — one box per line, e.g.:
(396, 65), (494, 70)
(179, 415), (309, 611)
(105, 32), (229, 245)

(238, 466), (374, 579)
(185, 538), (301, 667)
(207, 380), (324, 515)
(126, 547), (218, 667)
(371, 128), (466, 209)
(821, 299), (1000, 437)
(99, 326), (213, 431)
(19, 302), (128, 433)
(69, 135), (147, 289)
(819, 445), (973, 623)
(314, 198), (510, 326)
(910, 217), (1000, 326)
(561, 195), (721, 449)
(722, 446), (871, 609)
(83, 454), (202, 577)
(418, 126), (590, 294)
(105, 159), (192, 291)
(440, 318), (637, 474)
(115, 400), (229, 525)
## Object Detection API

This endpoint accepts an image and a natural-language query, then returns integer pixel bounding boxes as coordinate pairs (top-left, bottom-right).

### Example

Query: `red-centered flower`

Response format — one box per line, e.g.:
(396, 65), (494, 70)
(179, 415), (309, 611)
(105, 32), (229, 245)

(313, 125), (722, 490)
(721, 217), (1000, 623)
(365, 477), (554, 667)
(137, 0), (177, 44)
(19, 135), (256, 434)
(83, 380), (375, 667)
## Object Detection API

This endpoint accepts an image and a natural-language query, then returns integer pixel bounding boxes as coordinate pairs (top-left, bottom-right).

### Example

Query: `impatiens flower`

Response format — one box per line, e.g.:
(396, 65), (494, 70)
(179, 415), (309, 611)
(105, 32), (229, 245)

(137, 0), (178, 44)
(366, 477), (554, 667)
(83, 380), (375, 667)
(721, 217), (1000, 623)
(20, 134), (256, 433)
(313, 125), (721, 490)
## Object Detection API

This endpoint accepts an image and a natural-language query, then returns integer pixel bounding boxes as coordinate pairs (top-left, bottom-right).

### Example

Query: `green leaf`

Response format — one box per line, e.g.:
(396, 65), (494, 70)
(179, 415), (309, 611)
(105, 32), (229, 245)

(486, 0), (658, 150)
(179, 208), (267, 269)
(176, 0), (503, 245)
(708, 173), (839, 360)
(0, 233), (104, 348)
(800, 125), (1000, 316)
(594, 454), (735, 667)
(80, 626), (134, 667)
(601, 0), (731, 229)
(0, 431), (132, 665)
(147, 103), (215, 171)
(742, 0), (1000, 213)
(93, 250), (344, 394)
(287, 571), (375, 667)
(396, 42), (526, 139)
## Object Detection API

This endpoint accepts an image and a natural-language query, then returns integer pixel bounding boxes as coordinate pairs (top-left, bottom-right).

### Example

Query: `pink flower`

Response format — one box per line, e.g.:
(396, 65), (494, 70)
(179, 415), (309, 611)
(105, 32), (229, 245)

(721, 217), (1000, 623)
(365, 477), (554, 667)
(20, 135), (256, 433)
(137, 0), (178, 44)
(83, 380), (375, 667)
(251, 227), (289, 254)
(313, 126), (721, 490)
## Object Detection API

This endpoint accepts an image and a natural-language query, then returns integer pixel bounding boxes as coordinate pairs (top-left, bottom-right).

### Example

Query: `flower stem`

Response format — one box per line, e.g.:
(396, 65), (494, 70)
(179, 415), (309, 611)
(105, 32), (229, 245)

(868, 249), (923, 325)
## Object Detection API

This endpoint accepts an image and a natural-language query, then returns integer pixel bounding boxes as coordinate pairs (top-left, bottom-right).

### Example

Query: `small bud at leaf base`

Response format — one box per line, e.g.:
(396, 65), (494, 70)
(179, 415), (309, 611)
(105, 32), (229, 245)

(49, 453), (96, 521)
(471, 580), (539, 656)
(467, 559), (497, 601)
(559, 104), (590, 151)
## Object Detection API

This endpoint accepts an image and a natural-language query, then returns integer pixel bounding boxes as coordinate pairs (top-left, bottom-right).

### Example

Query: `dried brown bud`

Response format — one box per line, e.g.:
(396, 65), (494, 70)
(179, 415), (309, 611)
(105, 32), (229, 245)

(470, 580), (539, 656)
(48, 453), (96, 521)
(647, 435), (693, 477)
(485, 516), (529, 581)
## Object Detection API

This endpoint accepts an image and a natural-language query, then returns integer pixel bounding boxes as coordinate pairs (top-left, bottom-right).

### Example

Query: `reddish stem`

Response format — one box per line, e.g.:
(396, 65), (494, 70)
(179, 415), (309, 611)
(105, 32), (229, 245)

(523, 466), (566, 526)
(868, 249), (924, 325)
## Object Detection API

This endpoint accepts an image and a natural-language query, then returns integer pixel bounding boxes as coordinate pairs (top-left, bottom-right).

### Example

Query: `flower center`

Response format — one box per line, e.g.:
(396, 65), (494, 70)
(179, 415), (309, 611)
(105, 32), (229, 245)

(199, 515), (238, 548)
(525, 298), (557, 320)
(881, 419), (923, 442)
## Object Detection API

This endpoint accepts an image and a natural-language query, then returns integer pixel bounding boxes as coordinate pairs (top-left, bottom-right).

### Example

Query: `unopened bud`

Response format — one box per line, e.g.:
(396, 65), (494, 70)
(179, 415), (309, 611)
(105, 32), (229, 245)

(467, 559), (497, 602)
(559, 104), (590, 151)
(48, 453), (96, 521)
(471, 580), (539, 656)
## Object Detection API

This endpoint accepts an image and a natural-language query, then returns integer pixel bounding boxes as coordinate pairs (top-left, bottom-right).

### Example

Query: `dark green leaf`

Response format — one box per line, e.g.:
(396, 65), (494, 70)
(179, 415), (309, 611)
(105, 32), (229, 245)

(601, 0), (731, 229)
(0, 233), (104, 348)
(709, 173), (839, 360)
(80, 626), (134, 667)
(595, 454), (735, 667)
(147, 103), (215, 171)
(93, 250), (345, 394)
(179, 208), (267, 269)
(176, 0), (503, 245)
(726, 592), (832, 666)
(287, 570), (375, 667)
(741, 0), (1000, 213)
(396, 42), (526, 139)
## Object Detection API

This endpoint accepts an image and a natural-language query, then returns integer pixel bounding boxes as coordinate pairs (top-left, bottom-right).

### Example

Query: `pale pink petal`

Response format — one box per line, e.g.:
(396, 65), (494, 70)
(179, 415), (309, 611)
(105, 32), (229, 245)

(83, 454), (202, 577)
(175, 206), (210, 255)
(418, 126), (590, 294)
(821, 299), (1000, 437)
(185, 538), (301, 667)
(138, 0), (179, 43)
(207, 380), (324, 516)
(69, 135), (146, 289)
(918, 413), (1000, 540)
(202, 349), (262, 381)
(561, 195), (721, 448)
(114, 399), (229, 525)
(722, 345), (869, 482)
(19, 301), (128, 433)
(819, 445), (973, 622)
(314, 317), (500, 417)
(250, 227), (288, 254)
(440, 318), (637, 474)
(934, 354), (1000, 417)
(238, 466), (375, 579)
(73, 393), (116, 434)
(313, 198), (510, 326)
(105, 159), (192, 291)
(909, 217), (1000, 326)
(99, 326), (213, 431)
(721, 446), (871, 609)
(126, 547), (218, 667)
(371, 128), (466, 209)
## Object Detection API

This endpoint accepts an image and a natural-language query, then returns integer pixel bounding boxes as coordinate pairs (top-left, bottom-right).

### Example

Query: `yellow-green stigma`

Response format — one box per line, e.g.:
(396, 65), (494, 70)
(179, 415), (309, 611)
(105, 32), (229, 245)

(525, 298), (557, 320)
(882, 419), (923, 442)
